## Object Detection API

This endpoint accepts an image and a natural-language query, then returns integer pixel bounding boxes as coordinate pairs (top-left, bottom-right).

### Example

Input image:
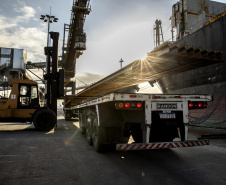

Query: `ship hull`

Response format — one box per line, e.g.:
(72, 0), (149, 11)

(156, 15), (226, 128)
(158, 62), (226, 128)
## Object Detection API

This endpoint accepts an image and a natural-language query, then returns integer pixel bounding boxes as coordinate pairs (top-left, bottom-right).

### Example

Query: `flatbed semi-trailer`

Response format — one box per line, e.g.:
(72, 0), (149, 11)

(67, 93), (212, 152)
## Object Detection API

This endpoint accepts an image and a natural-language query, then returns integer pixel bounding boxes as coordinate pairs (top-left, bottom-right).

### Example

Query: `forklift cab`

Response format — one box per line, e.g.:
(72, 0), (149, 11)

(18, 84), (40, 109)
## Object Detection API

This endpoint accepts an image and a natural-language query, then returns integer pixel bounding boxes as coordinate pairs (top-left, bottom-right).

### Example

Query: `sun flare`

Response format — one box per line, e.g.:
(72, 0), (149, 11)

(139, 53), (148, 61)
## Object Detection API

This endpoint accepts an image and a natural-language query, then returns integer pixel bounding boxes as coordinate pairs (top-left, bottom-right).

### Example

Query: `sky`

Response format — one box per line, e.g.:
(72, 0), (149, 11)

(1, 0), (226, 93)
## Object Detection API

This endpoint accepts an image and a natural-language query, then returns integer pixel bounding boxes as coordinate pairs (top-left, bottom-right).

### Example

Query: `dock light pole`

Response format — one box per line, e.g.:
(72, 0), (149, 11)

(119, 58), (124, 69)
(40, 14), (58, 46)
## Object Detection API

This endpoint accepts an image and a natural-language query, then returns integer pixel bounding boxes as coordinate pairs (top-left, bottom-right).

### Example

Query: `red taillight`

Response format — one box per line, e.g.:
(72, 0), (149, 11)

(116, 102), (143, 110)
(189, 103), (194, 108)
(188, 102), (207, 109)
(125, 103), (130, 108)
(198, 103), (203, 108)
(137, 103), (142, 108)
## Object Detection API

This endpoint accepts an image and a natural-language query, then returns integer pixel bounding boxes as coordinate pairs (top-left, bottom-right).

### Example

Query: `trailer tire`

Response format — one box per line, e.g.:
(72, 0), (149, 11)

(79, 118), (86, 135)
(81, 127), (86, 135)
(86, 126), (93, 145)
(92, 119), (104, 152)
(33, 108), (57, 131)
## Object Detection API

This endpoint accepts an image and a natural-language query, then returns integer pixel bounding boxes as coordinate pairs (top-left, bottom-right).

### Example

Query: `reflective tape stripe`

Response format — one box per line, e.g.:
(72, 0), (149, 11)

(116, 140), (209, 151)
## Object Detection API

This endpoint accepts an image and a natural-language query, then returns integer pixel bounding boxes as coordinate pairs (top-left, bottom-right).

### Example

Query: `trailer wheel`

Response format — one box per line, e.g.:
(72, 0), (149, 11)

(81, 126), (86, 135)
(86, 126), (93, 145)
(86, 112), (96, 145)
(79, 117), (86, 135)
(92, 118), (104, 152)
(33, 108), (57, 131)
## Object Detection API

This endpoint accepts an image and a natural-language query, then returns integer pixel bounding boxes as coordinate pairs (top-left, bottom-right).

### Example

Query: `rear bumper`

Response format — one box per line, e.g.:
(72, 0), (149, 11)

(116, 140), (209, 151)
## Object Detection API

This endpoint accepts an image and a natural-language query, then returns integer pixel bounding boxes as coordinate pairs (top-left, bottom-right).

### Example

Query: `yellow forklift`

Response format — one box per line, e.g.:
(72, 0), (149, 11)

(0, 32), (64, 131)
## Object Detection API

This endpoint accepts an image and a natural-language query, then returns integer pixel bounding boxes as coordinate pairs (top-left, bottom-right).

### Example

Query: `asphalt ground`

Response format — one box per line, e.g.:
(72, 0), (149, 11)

(0, 116), (226, 185)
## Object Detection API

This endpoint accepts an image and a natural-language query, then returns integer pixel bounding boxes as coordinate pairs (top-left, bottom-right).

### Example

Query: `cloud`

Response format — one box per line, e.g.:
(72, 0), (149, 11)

(0, 25), (47, 62)
(0, 3), (47, 63)
(15, 6), (36, 22)
(0, 15), (17, 30)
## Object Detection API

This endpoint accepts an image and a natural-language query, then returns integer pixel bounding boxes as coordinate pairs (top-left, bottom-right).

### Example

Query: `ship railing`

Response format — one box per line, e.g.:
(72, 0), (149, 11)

(188, 5), (226, 35)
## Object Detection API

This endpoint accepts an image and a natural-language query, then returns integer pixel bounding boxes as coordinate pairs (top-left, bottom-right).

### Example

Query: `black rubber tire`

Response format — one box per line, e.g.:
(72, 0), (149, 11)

(86, 126), (93, 145)
(86, 112), (96, 145)
(33, 108), (57, 131)
(81, 127), (86, 135)
(92, 118), (104, 152)
(79, 117), (86, 135)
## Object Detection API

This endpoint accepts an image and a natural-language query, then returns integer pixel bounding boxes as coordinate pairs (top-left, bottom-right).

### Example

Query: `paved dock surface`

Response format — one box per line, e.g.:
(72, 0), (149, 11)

(0, 117), (226, 185)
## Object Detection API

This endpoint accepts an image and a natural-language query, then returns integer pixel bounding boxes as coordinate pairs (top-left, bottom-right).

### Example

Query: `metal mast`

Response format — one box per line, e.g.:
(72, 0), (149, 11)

(154, 19), (164, 48)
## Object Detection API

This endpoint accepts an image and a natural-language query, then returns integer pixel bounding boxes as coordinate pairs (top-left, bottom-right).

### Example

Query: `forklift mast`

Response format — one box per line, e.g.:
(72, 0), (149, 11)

(44, 32), (64, 115)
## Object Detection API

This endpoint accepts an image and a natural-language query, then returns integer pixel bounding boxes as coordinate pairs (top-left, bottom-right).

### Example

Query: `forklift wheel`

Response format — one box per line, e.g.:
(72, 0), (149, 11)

(33, 108), (57, 131)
